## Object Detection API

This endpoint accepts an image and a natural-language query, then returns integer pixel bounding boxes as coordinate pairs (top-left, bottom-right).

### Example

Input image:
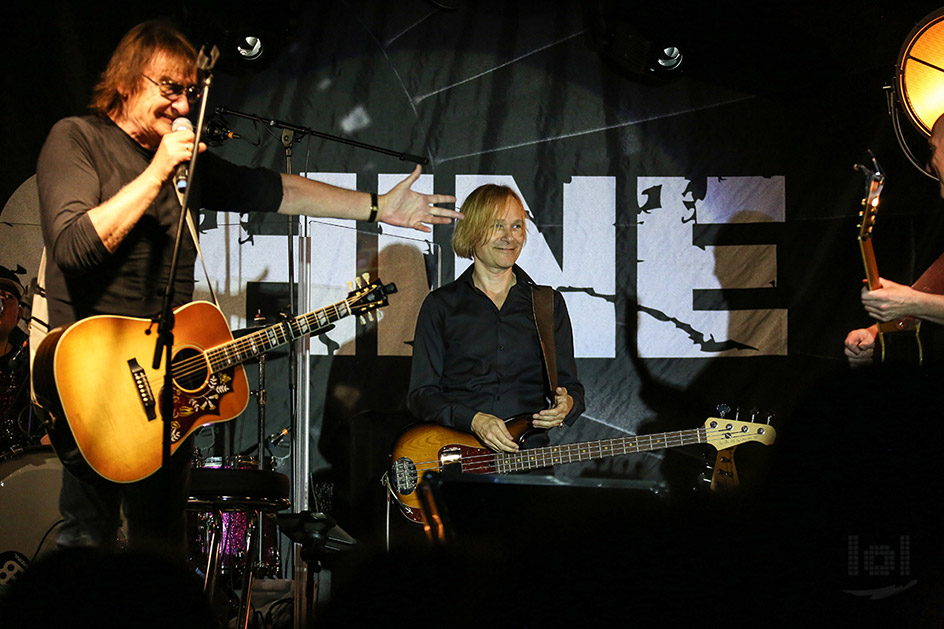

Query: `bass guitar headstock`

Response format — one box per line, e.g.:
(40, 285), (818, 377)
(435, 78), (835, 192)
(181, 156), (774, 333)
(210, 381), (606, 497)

(702, 404), (776, 492)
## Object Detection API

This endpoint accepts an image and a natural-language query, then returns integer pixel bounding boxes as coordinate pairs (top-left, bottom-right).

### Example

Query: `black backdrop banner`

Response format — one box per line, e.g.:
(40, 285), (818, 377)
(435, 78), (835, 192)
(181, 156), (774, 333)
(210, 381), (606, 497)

(5, 1), (944, 562)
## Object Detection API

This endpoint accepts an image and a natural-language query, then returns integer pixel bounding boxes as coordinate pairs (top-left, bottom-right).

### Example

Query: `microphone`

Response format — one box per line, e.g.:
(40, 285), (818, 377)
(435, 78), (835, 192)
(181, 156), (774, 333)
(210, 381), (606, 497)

(204, 117), (241, 145)
(172, 117), (193, 192)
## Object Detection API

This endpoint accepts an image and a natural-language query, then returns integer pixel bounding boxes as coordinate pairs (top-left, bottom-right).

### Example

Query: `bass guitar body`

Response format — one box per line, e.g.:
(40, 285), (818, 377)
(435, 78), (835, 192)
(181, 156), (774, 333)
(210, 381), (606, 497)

(390, 416), (536, 523)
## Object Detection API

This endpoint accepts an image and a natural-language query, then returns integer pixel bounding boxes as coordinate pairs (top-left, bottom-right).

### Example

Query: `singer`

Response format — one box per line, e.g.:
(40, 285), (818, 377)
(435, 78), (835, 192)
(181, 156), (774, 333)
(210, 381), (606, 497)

(35, 19), (458, 557)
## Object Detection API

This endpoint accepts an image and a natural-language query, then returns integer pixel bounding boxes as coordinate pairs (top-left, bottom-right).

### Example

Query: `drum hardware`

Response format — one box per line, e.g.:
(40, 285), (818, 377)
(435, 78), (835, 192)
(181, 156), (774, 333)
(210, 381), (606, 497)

(252, 310), (269, 472)
(189, 456), (282, 581)
(231, 310), (293, 472)
(187, 465), (291, 629)
(187, 314), (292, 625)
(186, 310), (305, 628)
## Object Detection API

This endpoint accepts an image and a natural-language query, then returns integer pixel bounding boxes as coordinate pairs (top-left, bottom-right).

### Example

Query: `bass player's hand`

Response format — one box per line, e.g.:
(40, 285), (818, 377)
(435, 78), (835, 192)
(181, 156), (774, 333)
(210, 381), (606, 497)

(471, 412), (519, 453)
(532, 386), (573, 429)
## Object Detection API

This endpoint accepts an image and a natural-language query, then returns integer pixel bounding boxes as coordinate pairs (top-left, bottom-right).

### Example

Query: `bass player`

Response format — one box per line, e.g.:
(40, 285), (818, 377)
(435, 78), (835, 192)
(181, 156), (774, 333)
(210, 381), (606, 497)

(407, 184), (585, 454)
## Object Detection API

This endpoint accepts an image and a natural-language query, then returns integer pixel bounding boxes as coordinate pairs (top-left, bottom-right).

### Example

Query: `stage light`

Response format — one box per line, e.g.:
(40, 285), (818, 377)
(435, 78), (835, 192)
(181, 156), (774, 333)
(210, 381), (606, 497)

(889, 8), (944, 178)
(896, 9), (944, 134)
(591, 7), (683, 81)
(236, 35), (264, 61)
(656, 46), (683, 71)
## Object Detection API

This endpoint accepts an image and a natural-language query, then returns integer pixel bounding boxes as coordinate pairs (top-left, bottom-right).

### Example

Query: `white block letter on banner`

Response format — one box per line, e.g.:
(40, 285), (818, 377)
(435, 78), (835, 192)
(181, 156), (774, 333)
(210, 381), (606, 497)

(636, 176), (786, 358)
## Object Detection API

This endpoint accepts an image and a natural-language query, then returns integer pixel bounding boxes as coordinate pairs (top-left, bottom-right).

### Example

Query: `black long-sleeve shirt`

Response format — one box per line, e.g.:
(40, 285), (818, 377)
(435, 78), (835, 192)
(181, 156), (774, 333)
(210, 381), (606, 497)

(407, 264), (584, 433)
(36, 115), (283, 328)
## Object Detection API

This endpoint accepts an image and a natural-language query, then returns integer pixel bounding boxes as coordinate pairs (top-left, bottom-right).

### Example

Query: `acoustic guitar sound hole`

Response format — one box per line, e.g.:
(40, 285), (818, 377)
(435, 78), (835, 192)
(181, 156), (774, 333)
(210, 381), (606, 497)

(172, 348), (209, 392)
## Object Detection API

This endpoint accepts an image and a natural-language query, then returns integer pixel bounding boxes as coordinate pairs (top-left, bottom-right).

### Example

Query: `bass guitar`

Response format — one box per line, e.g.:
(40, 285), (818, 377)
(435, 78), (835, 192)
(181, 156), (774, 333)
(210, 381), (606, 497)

(33, 275), (395, 483)
(387, 415), (776, 524)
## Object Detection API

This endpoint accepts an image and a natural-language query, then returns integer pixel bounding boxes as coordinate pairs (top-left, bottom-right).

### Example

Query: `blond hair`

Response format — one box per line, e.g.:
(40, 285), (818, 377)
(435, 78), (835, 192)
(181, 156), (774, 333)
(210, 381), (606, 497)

(90, 20), (197, 119)
(452, 184), (526, 259)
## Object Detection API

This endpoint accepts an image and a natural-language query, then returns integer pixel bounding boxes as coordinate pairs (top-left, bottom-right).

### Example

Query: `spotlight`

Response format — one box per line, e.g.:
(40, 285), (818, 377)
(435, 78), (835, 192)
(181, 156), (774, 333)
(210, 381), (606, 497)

(236, 35), (264, 61)
(895, 8), (944, 135)
(889, 8), (944, 179)
(591, 9), (683, 81)
(655, 46), (683, 72)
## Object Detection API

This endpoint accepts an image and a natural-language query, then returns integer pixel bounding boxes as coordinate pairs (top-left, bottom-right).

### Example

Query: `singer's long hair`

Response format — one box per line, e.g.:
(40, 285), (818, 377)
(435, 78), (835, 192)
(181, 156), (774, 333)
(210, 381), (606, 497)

(90, 20), (197, 119)
(452, 184), (527, 259)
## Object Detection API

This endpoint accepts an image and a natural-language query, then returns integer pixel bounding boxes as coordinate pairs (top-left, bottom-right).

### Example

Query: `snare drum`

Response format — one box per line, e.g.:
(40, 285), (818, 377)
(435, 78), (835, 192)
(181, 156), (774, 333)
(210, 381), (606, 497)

(0, 447), (62, 584)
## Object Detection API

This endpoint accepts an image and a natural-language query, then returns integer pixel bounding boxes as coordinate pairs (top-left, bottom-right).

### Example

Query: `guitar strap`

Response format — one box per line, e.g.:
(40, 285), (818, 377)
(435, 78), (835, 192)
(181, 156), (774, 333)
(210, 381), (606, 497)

(912, 250), (944, 294)
(531, 285), (558, 395)
(177, 190), (221, 309)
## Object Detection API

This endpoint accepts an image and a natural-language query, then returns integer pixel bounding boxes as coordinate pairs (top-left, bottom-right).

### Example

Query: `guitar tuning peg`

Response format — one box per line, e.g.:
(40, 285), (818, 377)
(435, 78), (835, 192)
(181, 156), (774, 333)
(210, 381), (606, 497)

(715, 403), (730, 418)
(766, 411), (776, 425)
(355, 276), (364, 288)
(376, 310), (384, 321)
(347, 280), (354, 291)
(361, 272), (370, 283)
(749, 408), (759, 423)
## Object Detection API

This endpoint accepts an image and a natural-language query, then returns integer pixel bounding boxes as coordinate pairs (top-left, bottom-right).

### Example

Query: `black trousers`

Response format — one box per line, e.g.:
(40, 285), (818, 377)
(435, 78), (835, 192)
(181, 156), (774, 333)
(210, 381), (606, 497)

(57, 439), (193, 558)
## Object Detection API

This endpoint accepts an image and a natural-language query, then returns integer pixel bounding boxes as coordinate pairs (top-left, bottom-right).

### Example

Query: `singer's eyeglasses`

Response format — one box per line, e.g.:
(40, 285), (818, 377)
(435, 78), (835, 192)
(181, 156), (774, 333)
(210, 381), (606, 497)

(142, 75), (201, 105)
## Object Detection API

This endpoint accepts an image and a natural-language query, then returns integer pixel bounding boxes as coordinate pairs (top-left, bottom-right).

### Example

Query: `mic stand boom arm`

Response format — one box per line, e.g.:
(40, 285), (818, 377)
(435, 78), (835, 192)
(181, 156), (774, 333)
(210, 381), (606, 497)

(214, 106), (429, 165)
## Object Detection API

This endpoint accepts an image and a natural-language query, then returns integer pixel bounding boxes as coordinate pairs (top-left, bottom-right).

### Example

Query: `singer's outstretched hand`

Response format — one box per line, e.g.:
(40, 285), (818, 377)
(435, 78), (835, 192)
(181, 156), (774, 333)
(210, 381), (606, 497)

(277, 164), (458, 231)
(375, 165), (460, 232)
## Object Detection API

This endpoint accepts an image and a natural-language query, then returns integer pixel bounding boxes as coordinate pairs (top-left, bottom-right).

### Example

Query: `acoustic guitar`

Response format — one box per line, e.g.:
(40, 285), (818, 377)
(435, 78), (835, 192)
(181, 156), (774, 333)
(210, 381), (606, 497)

(387, 415), (776, 524)
(33, 275), (395, 483)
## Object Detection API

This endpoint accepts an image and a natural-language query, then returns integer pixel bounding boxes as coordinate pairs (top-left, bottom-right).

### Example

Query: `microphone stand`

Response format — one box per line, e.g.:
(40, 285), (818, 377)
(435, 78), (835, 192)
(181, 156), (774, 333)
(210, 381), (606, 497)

(151, 45), (220, 483)
(213, 106), (426, 628)
(211, 106), (428, 477)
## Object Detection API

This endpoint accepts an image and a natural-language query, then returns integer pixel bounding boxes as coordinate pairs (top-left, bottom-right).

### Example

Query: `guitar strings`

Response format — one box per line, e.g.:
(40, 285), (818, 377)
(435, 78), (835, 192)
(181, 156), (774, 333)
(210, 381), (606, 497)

(141, 292), (362, 392)
(399, 425), (765, 479)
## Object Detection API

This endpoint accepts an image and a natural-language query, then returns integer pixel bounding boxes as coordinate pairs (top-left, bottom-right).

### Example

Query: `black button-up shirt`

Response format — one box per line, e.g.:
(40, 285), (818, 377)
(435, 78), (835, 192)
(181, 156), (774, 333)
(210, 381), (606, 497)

(407, 264), (585, 433)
